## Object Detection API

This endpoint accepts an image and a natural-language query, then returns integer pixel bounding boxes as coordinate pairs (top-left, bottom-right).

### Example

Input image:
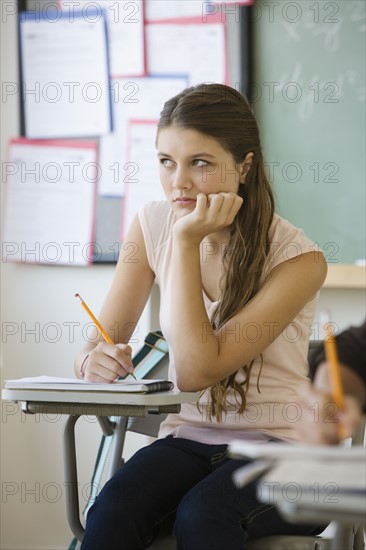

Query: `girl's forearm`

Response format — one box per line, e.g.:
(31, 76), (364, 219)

(170, 238), (219, 390)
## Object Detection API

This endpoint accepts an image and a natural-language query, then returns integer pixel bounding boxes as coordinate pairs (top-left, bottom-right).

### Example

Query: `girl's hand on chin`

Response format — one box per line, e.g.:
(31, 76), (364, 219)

(173, 192), (243, 243)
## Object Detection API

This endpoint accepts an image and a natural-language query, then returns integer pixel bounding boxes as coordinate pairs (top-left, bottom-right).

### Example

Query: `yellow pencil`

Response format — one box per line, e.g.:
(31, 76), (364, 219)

(324, 323), (346, 438)
(75, 293), (137, 380)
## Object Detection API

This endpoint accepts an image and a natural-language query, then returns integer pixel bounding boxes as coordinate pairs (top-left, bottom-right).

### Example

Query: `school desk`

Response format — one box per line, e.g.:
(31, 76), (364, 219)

(2, 387), (198, 542)
(230, 440), (366, 550)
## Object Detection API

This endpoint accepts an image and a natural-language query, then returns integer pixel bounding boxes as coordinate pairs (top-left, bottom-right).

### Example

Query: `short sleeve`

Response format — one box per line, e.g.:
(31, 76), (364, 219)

(138, 200), (173, 274)
(266, 215), (319, 272)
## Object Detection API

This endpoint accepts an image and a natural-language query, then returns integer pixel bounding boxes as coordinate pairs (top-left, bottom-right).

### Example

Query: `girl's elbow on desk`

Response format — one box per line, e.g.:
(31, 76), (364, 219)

(175, 356), (232, 392)
(176, 374), (210, 393)
(174, 356), (214, 392)
(175, 361), (208, 392)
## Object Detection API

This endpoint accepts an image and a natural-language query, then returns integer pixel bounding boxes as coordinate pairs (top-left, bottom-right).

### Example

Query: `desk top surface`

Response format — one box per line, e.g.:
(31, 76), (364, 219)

(257, 457), (366, 523)
(2, 387), (199, 406)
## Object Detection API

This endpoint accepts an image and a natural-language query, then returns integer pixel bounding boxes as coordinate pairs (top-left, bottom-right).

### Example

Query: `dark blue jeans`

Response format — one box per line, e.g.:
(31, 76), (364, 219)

(81, 437), (321, 550)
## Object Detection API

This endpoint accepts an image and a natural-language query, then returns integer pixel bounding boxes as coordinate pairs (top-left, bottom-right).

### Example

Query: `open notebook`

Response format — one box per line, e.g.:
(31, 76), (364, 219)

(4, 376), (174, 394)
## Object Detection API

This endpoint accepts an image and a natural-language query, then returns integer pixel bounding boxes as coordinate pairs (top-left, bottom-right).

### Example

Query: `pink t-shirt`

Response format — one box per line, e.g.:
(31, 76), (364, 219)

(139, 201), (319, 444)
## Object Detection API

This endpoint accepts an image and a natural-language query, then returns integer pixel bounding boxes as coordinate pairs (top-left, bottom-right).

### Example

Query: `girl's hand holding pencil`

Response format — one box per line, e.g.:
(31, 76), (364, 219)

(75, 293), (136, 382)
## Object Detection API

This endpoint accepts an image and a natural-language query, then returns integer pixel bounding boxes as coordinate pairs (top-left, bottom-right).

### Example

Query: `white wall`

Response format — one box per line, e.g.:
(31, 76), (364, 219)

(316, 288), (365, 334)
(1, 2), (365, 549)
(1, 263), (154, 550)
(0, 5), (154, 549)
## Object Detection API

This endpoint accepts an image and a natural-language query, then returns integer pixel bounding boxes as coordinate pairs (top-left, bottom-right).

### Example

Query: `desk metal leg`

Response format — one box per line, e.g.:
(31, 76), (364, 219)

(108, 416), (128, 479)
(63, 415), (129, 542)
(353, 524), (365, 550)
(63, 415), (85, 543)
(331, 523), (355, 550)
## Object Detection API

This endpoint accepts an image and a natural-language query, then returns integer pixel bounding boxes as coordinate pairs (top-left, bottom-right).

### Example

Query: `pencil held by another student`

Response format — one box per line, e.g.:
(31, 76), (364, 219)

(324, 324), (347, 439)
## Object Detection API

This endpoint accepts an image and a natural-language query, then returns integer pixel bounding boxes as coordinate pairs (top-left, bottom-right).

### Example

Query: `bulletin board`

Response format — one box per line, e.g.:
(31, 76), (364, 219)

(10, 0), (254, 265)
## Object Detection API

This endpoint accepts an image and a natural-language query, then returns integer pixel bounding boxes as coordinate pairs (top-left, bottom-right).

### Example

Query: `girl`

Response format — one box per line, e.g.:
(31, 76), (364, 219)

(77, 84), (327, 549)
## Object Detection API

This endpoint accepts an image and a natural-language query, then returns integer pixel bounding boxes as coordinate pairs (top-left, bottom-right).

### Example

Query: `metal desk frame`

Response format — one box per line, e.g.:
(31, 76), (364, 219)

(2, 388), (198, 542)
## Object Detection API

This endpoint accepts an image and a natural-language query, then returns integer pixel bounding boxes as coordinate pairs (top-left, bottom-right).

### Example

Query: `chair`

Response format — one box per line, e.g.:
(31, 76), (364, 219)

(81, 340), (365, 550)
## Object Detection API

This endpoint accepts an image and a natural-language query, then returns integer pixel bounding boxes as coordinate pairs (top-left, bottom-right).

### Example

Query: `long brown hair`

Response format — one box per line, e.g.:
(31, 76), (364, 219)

(158, 84), (275, 421)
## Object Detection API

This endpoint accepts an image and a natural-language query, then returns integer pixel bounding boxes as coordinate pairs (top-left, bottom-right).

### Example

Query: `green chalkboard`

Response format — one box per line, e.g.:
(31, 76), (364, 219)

(252, 0), (365, 263)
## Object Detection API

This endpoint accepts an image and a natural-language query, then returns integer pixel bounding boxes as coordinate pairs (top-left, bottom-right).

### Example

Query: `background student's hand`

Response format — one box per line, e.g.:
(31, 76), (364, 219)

(173, 192), (243, 244)
(297, 383), (363, 445)
(83, 342), (134, 383)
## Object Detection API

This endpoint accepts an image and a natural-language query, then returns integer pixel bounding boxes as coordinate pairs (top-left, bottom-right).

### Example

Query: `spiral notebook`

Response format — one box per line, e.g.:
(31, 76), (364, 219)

(4, 376), (174, 394)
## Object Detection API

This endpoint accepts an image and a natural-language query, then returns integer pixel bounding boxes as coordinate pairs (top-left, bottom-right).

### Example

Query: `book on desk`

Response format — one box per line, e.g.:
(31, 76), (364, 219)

(4, 376), (174, 394)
